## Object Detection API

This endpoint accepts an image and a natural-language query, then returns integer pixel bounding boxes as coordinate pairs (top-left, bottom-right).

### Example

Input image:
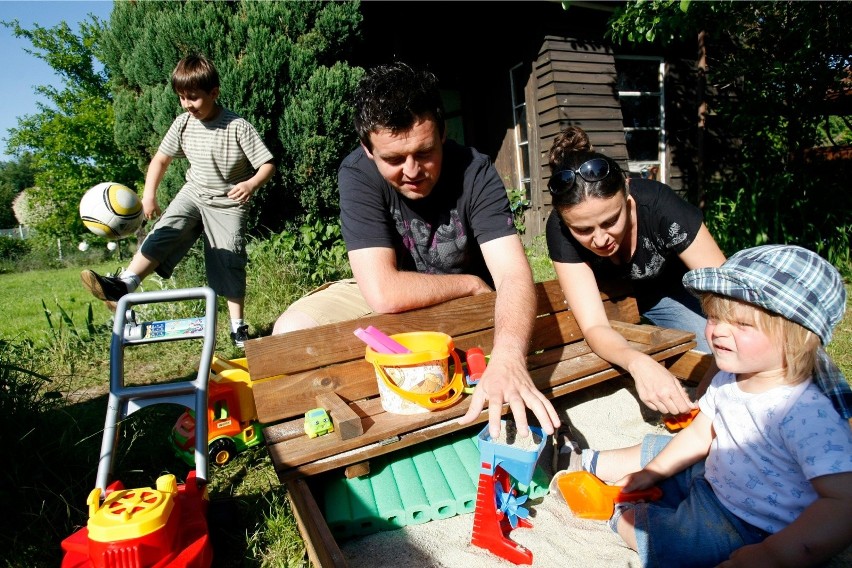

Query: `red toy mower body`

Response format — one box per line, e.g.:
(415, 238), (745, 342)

(61, 471), (212, 568)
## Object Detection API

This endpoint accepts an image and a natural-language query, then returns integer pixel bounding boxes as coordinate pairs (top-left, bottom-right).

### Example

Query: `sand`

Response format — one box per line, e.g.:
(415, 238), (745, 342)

(337, 377), (852, 568)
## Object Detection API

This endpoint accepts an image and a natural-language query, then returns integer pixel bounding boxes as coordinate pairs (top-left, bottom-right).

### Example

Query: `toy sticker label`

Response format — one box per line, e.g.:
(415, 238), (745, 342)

(145, 317), (205, 338)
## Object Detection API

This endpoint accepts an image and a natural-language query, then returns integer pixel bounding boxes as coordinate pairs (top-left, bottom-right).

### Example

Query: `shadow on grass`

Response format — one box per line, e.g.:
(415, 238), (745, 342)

(3, 382), (299, 567)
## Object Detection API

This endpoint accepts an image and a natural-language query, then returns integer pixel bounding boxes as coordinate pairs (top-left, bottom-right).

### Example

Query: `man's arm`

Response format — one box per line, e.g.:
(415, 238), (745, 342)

(457, 235), (560, 437)
(348, 247), (492, 313)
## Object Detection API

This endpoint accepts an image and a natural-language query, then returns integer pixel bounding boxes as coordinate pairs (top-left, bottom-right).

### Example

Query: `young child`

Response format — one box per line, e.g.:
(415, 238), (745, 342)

(81, 54), (275, 348)
(553, 245), (852, 567)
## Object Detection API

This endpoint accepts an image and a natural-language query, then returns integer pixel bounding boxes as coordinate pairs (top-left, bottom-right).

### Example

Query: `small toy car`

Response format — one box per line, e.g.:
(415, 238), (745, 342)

(304, 407), (334, 438)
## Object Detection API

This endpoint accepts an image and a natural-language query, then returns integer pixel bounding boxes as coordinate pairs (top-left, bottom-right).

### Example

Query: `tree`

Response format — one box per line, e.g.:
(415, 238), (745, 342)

(99, 1), (364, 233)
(2, 18), (140, 241)
(0, 153), (37, 228)
(608, 1), (852, 274)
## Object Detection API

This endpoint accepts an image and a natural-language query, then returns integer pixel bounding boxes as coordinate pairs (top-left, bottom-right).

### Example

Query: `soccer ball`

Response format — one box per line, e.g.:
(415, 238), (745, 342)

(79, 182), (144, 239)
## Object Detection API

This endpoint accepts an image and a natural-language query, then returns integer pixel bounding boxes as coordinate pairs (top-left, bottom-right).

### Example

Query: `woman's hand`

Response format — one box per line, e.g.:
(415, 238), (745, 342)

(627, 355), (696, 415)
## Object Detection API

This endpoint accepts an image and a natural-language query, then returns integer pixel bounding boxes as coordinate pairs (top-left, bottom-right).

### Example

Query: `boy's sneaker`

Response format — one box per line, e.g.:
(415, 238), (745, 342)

(81, 269), (129, 303)
(230, 325), (249, 348)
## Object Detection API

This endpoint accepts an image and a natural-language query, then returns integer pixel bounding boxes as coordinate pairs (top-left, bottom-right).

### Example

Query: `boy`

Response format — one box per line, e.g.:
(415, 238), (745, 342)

(81, 54), (275, 348)
(553, 245), (852, 567)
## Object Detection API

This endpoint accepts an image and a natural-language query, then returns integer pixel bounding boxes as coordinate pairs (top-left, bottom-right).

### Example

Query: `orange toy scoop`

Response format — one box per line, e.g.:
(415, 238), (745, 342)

(555, 471), (663, 520)
(664, 408), (700, 432)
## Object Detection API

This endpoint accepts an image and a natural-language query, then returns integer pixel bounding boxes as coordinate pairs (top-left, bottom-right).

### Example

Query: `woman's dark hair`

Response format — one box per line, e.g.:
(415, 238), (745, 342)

(353, 61), (446, 151)
(171, 54), (220, 94)
(547, 126), (626, 208)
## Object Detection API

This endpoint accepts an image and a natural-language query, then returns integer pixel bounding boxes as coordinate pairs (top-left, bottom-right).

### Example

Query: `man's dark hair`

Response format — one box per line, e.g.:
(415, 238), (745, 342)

(354, 62), (446, 150)
(171, 54), (220, 94)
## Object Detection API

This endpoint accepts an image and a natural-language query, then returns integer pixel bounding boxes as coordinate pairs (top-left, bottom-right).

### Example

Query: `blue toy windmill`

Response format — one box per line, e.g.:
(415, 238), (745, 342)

(470, 421), (546, 565)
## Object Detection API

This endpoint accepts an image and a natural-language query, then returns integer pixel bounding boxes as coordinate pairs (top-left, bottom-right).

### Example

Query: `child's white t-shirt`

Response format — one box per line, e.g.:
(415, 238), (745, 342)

(700, 371), (852, 534)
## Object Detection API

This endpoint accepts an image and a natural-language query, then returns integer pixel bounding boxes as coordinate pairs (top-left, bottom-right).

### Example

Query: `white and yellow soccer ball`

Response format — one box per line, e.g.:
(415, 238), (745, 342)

(79, 182), (144, 239)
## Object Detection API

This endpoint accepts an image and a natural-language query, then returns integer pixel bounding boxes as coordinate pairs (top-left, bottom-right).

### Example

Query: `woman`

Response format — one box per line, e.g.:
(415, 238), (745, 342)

(545, 126), (725, 415)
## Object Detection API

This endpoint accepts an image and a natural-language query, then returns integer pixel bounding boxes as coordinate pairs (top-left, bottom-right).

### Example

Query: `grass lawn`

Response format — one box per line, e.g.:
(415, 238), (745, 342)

(0, 261), (118, 345)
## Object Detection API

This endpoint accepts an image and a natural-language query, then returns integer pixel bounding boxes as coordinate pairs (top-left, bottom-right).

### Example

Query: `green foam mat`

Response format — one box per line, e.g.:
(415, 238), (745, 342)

(322, 428), (550, 538)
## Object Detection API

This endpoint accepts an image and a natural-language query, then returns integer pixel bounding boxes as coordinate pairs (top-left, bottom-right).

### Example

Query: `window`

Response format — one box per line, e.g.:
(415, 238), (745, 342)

(615, 56), (666, 181)
(509, 63), (531, 195)
(441, 89), (465, 145)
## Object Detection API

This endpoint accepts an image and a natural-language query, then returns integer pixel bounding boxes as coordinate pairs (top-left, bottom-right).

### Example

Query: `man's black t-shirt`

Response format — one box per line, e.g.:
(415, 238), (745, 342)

(338, 140), (517, 286)
(545, 179), (703, 300)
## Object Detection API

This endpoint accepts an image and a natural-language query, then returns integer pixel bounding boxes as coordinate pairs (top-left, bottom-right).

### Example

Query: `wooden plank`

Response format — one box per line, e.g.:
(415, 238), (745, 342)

(264, 330), (696, 480)
(611, 320), (666, 345)
(536, 94), (621, 117)
(537, 80), (618, 99)
(253, 360), (378, 424)
(274, 336), (698, 481)
(537, 59), (618, 75)
(245, 292), (499, 380)
(344, 462), (370, 479)
(247, 279), (634, 383)
(251, 294), (639, 424)
(286, 478), (349, 568)
(317, 392), (363, 441)
(537, 105), (624, 124)
(667, 349), (714, 384)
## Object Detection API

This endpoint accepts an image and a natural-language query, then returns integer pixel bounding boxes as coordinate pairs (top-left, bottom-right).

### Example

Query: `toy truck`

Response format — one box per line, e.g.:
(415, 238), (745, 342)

(171, 356), (264, 467)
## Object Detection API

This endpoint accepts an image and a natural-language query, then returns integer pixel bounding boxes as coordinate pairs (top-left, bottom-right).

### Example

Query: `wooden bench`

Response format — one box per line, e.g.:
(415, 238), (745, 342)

(243, 279), (710, 567)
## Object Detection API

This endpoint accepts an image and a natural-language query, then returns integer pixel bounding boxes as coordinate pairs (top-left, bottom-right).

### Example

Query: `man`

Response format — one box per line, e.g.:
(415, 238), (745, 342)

(273, 62), (558, 438)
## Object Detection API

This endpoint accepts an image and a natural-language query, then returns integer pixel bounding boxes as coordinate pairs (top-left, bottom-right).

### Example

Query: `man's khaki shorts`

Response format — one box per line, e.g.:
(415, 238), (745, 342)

(286, 278), (374, 325)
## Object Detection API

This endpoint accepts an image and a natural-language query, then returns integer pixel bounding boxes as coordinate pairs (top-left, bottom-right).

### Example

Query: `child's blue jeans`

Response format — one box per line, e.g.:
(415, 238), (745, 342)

(609, 434), (769, 568)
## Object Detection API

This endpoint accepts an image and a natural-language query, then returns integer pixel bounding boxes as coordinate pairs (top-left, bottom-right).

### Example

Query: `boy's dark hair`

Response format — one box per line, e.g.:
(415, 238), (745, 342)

(171, 54), (220, 94)
(353, 62), (445, 151)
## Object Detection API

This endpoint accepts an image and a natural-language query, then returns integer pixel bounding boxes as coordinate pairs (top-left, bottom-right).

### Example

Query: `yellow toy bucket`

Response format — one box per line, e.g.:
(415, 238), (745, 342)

(364, 331), (464, 414)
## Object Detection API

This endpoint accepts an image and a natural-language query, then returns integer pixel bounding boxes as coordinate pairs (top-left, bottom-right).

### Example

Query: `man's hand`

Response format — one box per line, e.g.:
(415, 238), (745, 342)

(457, 350), (560, 438)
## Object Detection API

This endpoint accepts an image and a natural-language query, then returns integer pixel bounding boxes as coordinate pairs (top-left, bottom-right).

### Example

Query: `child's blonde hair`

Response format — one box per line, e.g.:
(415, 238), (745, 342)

(701, 293), (820, 384)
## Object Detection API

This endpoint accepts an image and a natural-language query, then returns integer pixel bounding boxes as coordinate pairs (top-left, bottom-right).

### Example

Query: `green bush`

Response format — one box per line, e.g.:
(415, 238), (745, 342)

(249, 214), (350, 289)
(0, 235), (31, 261)
(102, 1), (363, 234)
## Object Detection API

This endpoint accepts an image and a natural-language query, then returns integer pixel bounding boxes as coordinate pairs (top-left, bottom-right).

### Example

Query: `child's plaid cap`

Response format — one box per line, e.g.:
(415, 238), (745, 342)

(683, 245), (846, 345)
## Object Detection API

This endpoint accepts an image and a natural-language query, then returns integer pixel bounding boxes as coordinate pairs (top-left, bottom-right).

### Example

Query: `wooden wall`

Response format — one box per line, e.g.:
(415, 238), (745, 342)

(518, 37), (629, 242)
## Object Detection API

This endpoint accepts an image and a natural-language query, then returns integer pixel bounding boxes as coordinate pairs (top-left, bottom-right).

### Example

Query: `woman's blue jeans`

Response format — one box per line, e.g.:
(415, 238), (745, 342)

(639, 287), (710, 353)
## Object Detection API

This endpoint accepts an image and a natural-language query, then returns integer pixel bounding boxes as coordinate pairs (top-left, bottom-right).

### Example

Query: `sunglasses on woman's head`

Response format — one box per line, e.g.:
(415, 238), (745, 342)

(547, 158), (611, 195)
